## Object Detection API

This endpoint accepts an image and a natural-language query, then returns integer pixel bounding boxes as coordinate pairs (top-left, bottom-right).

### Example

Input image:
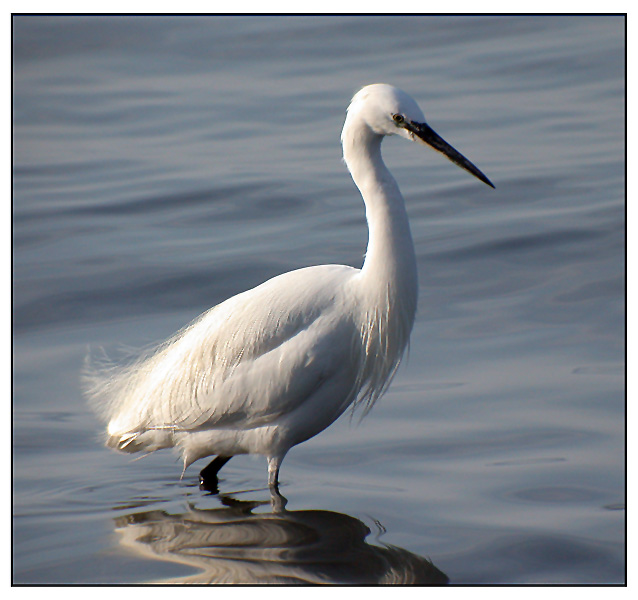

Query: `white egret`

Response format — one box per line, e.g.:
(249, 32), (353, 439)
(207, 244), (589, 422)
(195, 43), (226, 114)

(85, 83), (494, 492)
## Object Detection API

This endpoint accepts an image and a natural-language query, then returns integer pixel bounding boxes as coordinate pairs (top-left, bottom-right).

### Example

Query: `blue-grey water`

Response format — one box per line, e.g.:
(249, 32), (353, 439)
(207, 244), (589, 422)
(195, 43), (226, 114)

(12, 15), (625, 584)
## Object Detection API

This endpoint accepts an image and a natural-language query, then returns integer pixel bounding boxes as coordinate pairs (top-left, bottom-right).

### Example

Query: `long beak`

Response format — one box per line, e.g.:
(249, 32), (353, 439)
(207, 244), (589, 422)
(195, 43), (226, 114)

(407, 121), (495, 189)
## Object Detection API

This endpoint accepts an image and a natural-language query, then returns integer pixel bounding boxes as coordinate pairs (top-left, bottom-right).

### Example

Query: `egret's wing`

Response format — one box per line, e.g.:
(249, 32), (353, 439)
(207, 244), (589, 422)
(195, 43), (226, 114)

(184, 307), (357, 431)
(100, 265), (359, 437)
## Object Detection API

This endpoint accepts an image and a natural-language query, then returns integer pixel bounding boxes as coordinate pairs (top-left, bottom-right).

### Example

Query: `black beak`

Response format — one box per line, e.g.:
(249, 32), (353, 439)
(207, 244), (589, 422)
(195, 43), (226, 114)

(406, 121), (495, 189)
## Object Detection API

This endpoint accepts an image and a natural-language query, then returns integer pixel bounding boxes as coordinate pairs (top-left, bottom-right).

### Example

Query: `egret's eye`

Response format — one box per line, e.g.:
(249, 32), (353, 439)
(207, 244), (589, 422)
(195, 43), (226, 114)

(392, 114), (405, 125)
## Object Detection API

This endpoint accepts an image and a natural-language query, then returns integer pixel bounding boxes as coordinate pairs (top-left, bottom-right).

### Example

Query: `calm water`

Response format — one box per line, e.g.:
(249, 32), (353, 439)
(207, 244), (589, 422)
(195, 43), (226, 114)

(12, 15), (625, 584)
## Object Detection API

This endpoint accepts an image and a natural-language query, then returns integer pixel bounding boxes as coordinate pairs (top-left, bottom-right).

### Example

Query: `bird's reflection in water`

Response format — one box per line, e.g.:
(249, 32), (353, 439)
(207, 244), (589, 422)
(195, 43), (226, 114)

(114, 493), (448, 584)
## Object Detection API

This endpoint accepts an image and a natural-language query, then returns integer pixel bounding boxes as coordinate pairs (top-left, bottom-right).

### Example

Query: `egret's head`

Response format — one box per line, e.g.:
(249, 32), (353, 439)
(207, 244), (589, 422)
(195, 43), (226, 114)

(346, 84), (495, 188)
(348, 83), (426, 138)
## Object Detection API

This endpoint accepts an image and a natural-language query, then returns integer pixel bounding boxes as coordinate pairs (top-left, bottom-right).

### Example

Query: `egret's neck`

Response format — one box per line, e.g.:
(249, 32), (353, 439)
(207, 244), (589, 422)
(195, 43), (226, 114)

(341, 116), (419, 411)
(342, 123), (418, 302)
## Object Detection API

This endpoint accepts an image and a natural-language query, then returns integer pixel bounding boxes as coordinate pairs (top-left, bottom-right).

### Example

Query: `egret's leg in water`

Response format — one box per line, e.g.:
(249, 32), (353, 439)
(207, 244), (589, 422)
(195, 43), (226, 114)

(267, 455), (283, 490)
(199, 455), (232, 492)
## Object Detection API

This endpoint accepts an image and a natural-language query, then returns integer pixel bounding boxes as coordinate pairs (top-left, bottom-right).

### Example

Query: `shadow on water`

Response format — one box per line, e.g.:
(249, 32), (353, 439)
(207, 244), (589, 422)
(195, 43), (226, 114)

(114, 492), (448, 585)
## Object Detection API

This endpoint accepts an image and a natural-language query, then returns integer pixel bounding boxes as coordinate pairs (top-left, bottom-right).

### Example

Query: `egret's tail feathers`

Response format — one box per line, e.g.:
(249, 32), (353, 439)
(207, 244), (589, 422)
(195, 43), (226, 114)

(81, 345), (134, 425)
(82, 344), (173, 454)
(106, 428), (175, 454)
(107, 431), (142, 453)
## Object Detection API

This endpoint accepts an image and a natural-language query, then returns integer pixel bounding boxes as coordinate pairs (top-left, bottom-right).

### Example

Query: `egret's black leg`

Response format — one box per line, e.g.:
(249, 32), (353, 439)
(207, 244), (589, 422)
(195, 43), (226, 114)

(199, 455), (232, 493)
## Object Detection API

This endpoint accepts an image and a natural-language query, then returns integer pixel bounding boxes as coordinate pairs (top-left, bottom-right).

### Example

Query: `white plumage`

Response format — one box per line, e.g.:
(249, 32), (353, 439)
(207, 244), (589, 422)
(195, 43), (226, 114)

(84, 83), (493, 490)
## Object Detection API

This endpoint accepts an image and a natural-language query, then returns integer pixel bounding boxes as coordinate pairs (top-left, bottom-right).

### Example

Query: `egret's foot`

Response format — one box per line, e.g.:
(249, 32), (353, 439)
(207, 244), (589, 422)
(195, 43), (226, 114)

(199, 455), (232, 493)
(269, 486), (288, 512)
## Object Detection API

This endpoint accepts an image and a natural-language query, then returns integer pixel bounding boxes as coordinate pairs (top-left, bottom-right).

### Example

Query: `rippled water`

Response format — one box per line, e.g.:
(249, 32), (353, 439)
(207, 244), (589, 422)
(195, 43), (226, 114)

(13, 15), (625, 584)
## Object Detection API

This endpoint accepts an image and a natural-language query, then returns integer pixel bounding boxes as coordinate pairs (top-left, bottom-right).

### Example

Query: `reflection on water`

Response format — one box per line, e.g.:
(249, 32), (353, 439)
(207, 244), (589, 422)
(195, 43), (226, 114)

(115, 494), (448, 584)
